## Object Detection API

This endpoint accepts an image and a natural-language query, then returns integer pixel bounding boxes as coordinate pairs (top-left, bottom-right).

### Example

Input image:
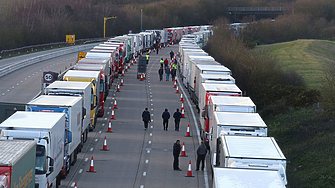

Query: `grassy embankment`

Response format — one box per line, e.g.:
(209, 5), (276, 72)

(254, 40), (335, 188)
(254, 39), (335, 89)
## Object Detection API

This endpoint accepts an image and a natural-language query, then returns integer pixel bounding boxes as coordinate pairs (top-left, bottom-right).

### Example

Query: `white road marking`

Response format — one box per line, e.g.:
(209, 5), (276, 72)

(71, 182), (75, 187)
(150, 126), (153, 128)
(151, 114), (153, 116)
(148, 141), (151, 144)
(147, 150), (150, 153)
(79, 169), (83, 173)
(145, 160), (149, 163)
(102, 124), (105, 126)
(151, 109), (153, 110)
(95, 139), (98, 142)
(107, 112), (110, 114)
(99, 131), (102, 133)
(85, 158), (88, 162)
(151, 104), (153, 105)
(150, 99), (153, 101)
(90, 148), (94, 151)
(104, 118), (107, 120)
(140, 185), (144, 188)
(2, 93), (4, 95)
(143, 172), (147, 176)
(150, 92), (152, 94)
(150, 133), (152, 136)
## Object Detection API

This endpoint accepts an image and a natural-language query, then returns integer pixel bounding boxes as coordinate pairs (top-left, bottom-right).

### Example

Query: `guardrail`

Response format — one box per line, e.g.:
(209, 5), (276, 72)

(0, 38), (106, 59)
(0, 43), (98, 78)
(228, 7), (286, 12)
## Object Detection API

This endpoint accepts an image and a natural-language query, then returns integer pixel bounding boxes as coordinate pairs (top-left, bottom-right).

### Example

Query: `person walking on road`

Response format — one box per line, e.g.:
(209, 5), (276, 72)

(164, 58), (169, 68)
(162, 109), (170, 131)
(146, 54), (150, 64)
(158, 67), (164, 81)
(142, 108), (151, 130)
(171, 67), (176, 81)
(160, 58), (164, 67)
(173, 140), (182, 171)
(196, 141), (207, 171)
(165, 67), (170, 81)
(173, 108), (182, 131)
(170, 50), (174, 60)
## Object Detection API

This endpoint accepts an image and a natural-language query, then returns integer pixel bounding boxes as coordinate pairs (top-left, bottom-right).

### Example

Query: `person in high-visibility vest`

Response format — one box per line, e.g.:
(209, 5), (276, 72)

(146, 54), (150, 64)
(160, 58), (164, 67)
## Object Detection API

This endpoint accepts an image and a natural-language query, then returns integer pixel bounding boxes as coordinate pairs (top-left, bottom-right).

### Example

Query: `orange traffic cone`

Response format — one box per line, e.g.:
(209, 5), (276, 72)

(122, 70), (125, 76)
(185, 160), (194, 177)
(131, 60), (134, 65)
(174, 80), (177, 88)
(133, 56), (135, 61)
(107, 119), (113, 132)
(185, 124), (191, 137)
(121, 77), (124, 86)
(128, 63), (130, 69)
(74, 182), (78, 188)
(181, 101), (184, 111)
(180, 142), (188, 157)
(175, 77), (177, 82)
(181, 109), (185, 118)
(153, 49), (156, 52)
(134, 59), (137, 64)
(117, 83), (120, 92)
(101, 136), (109, 151)
(163, 44), (166, 48)
(176, 85), (179, 93)
(143, 73), (146, 80)
(114, 98), (117, 108)
(111, 109), (115, 119)
(180, 92), (183, 101)
(172, 42), (174, 45)
(140, 74), (143, 81)
(87, 156), (96, 172)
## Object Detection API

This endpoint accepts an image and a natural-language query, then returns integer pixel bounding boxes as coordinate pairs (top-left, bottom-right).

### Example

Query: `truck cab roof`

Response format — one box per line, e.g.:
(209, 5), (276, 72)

(211, 96), (256, 108)
(28, 95), (81, 107)
(47, 81), (90, 90)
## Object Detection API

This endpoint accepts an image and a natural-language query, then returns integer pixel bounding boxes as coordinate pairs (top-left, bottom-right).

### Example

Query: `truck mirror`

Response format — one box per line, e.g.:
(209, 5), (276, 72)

(82, 108), (87, 119)
(48, 166), (54, 173)
(67, 131), (72, 143)
(48, 157), (54, 166)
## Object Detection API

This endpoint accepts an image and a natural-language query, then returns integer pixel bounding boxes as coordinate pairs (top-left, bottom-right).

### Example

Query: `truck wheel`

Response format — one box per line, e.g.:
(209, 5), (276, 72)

(56, 174), (61, 188)
(71, 149), (78, 166)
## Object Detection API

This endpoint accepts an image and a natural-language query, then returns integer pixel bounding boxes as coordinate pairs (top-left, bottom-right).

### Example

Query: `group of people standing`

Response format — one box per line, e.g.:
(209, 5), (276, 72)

(141, 50), (208, 172)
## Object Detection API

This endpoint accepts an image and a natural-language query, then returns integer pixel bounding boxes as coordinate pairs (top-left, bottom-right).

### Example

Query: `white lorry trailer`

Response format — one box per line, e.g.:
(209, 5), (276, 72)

(45, 81), (91, 144)
(27, 96), (83, 170)
(0, 111), (66, 188)
(216, 135), (287, 185)
(212, 168), (285, 188)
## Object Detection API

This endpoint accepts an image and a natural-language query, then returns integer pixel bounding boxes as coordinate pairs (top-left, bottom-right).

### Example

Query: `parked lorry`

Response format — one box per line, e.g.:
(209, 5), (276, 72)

(216, 135), (287, 185)
(85, 52), (117, 79)
(212, 168), (285, 188)
(27, 95), (83, 173)
(0, 140), (36, 188)
(78, 58), (111, 89)
(89, 48), (121, 76)
(199, 83), (242, 116)
(45, 81), (91, 143)
(0, 111), (66, 188)
(203, 96), (258, 139)
(63, 70), (100, 130)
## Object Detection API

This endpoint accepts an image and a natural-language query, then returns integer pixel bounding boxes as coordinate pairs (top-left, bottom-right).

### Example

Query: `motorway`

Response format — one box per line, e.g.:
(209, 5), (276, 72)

(0, 45), (212, 188)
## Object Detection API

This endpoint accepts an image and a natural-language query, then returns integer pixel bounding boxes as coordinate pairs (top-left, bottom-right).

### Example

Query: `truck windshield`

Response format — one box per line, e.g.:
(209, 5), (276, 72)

(35, 145), (47, 174)
(100, 82), (104, 93)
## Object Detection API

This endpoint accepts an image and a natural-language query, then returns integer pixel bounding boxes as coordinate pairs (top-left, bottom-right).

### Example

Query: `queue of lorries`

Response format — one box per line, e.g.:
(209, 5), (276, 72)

(0, 25), (212, 188)
(178, 30), (287, 187)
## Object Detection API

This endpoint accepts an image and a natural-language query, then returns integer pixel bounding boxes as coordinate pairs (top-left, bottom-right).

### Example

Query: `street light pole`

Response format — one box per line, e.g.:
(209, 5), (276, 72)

(104, 16), (117, 38)
(141, 9), (143, 31)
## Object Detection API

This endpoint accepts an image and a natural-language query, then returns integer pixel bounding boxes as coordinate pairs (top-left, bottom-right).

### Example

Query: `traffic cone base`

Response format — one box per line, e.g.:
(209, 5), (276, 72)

(87, 156), (96, 173)
(185, 160), (194, 177)
(107, 119), (113, 133)
(114, 99), (117, 109)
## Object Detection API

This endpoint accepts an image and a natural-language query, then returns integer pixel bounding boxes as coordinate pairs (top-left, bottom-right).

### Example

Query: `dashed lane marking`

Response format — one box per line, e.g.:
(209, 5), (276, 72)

(90, 148), (94, 151)
(143, 172), (147, 176)
(148, 141), (151, 144)
(85, 158), (88, 162)
(145, 160), (149, 163)
(79, 169), (83, 173)
(95, 139), (98, 142)
(150, 133), (152, 136)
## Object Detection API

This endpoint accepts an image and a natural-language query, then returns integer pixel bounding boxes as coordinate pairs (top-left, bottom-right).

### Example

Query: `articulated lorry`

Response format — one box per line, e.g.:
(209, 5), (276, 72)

(212, 168), (285, 188)
(45, 81), (91, 143)
(0, 111), (66, 188)
(63, 70), (100, 130)
(27, 95), (83, 173)
(0, 140), (36, 188)
(216, 135), (287, 185)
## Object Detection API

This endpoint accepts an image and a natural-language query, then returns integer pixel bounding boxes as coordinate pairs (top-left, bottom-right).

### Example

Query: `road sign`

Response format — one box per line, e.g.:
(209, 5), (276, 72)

(78, 52), (87, 62)
(43, 73), (53, 82)
(66, 35), (75, 44)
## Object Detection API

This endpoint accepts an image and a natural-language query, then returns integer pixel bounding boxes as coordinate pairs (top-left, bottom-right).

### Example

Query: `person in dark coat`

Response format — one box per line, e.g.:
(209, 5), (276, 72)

(142, 108), (151, 130)
(170, 50), (174, 60)
(165, 67), (170, 81)
(173, 140), (182, 171)
(171, 67), (176, 81)
(158, 67), (164, 81)
(162, 109), (170, 131)
(173, 108), (182, 131)
(196, 141), (207, 171)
